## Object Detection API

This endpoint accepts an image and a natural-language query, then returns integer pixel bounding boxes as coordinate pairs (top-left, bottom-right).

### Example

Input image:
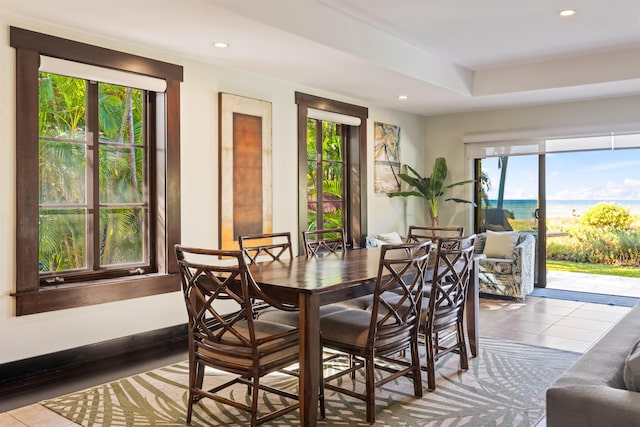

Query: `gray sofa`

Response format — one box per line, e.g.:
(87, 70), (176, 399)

(546, 303), (640, 427)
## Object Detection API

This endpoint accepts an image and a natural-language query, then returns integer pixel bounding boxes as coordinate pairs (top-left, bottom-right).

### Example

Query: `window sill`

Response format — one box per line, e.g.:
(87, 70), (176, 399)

(13, 273), (180, 316)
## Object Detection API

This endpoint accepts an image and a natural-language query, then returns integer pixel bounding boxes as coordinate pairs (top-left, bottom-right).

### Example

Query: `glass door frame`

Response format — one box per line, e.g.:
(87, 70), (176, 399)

(474, 156), (548, 288)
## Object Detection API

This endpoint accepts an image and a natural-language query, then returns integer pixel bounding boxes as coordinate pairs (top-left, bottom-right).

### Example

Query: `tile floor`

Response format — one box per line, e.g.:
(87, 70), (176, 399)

(1, 271), (637, 426)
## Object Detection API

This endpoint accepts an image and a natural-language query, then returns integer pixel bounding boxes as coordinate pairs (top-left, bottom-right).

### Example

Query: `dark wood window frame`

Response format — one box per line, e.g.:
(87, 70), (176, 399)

(295, 92), (368, 250)
(11, 27), (183, 316)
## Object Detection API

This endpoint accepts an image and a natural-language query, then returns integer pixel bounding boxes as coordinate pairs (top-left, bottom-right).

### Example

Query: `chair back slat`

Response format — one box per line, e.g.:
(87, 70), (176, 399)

(302, 228), (346, 257)
(426, 235), (476, 335)
(175, 245), (299, 367)
(368, 241), (432, 353)
(238, 232), (293, 264)
(406, 225), (464, 244)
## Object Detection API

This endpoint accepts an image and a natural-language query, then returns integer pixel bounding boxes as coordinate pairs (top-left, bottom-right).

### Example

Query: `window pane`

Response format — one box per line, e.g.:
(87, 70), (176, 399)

(99, 145), (144, 203)
(307, 202), (317, 230)
(38, 73), (86, 140)
(100, 207), (146, 266)
(322, 122), (341, 161)
(39, 208), (86, 272)
(98, 84), (144, 145)
(306, 119), (316, 160)
(39, 140), (86, 204)
(322, 161), (343, 198)
(323, 207), (343, 230)
(307, 160), (317, 198)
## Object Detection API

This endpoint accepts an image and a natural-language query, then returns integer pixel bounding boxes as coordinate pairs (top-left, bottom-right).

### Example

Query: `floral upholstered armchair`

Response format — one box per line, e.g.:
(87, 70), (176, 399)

(475, 231), (535, 301)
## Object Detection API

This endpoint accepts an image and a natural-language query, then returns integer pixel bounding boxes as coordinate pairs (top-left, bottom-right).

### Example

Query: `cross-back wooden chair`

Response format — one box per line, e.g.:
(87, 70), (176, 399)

(406, 225), (465, 244)
(174, 245), (300, 426)
(421, 234), (476, 391)
(238, 231), (293, 264)
(319, 241), (432, 423)
(302, 228), (346, 257)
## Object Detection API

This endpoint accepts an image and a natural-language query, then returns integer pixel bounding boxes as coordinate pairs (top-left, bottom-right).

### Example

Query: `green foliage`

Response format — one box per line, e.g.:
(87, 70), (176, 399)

(547, 224), (640, 267)
(547, 260), (640, 278)
(38, 73), (146, 273)
(579, 202), (632, 229)
(388, 157), (475, 225)
(306, 119), (344, 231)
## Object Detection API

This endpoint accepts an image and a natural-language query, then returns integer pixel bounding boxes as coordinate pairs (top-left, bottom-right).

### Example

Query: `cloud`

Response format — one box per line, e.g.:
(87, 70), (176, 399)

(584, 160), (640, 173)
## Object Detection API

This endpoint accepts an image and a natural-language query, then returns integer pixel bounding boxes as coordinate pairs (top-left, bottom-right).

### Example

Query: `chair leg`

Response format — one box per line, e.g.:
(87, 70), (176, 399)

(425, 334), (437, 391)
(410, 338), (423, 398)
(319, 353), (326, 419)
(250, 376), (260, 427)
(365, 357), (376, 424)
(457, 321), (469, 371)
(350, 354), (357, 379)
(187, 359), (200, 424)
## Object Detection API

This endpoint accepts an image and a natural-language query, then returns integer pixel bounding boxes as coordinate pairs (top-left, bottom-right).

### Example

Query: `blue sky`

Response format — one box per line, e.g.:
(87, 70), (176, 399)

(482, 149), (640, 201)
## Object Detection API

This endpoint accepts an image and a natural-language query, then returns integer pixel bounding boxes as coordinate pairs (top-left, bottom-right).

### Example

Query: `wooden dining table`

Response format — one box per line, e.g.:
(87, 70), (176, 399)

(248, 247), (481, 427)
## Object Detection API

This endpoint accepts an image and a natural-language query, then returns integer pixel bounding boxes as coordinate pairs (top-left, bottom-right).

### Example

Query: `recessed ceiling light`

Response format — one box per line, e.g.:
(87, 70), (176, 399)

(213, 42), (230, 48)
(559, 9), (576, 17)
(398, 95), (408, 100)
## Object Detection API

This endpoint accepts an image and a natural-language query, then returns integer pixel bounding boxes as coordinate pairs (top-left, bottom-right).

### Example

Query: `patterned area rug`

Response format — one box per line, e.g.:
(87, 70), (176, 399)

(42, 337), (579, 426)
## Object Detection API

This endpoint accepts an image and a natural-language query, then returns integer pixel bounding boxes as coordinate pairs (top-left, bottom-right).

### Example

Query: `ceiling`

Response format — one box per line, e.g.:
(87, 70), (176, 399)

(2, 0), (640, 116)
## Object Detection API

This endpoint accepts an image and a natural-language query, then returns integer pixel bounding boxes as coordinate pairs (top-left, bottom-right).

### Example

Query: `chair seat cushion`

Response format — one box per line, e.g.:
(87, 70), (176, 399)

(257, 304), (348, 326)
(199, 319), (299, 369)
(320, 309), (381, 347)
(335, 294), (375, 310)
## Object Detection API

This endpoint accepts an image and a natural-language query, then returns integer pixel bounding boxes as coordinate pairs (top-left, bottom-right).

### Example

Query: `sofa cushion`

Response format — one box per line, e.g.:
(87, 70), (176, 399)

(479, 258), (514, 274)
(376, 231), (404, 244)
(483, 230), (518, 259)
(623, 338), (640, 391)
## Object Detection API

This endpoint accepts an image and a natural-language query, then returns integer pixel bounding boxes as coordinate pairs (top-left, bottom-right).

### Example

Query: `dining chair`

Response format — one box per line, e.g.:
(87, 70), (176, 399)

(174, 245), (300, 426)
(302, 227), (346, 256)
(406, 225), (465, 243)
(420, 234), (476, 391)
(318, 241), (432, 423)
(238, 231), (294, 264)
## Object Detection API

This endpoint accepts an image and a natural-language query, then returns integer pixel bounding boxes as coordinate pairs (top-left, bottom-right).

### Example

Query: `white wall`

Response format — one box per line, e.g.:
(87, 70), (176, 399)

(424, 95), (640, 233)
(0, 14), (426, 363)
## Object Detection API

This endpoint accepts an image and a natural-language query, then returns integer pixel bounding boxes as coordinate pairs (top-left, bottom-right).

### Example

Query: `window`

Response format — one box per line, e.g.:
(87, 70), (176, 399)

(11, 27), (183, 315)
(295, 92), (368, 248)
(39, 74), (152, 282)
(306, 119), (345, 231)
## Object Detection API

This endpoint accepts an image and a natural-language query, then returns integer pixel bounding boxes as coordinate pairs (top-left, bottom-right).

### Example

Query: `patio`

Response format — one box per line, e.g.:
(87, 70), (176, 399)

(546, 270), (640, 298)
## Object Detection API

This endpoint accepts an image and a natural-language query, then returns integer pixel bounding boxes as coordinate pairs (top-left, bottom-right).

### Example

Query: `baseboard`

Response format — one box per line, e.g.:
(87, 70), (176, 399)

(0, 323), (187, 388)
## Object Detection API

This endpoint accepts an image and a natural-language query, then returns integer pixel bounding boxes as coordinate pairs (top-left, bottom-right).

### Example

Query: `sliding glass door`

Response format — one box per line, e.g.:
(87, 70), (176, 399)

(477, 155), (546, 285)
(473, 132), (640, 290)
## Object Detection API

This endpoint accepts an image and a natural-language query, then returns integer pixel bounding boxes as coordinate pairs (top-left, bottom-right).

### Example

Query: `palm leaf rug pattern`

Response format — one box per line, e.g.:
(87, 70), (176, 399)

(42, 337), (579, 426)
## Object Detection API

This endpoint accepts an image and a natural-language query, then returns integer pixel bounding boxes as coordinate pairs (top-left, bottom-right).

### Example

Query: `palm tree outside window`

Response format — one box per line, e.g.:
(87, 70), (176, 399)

(38, 72), (151, 283)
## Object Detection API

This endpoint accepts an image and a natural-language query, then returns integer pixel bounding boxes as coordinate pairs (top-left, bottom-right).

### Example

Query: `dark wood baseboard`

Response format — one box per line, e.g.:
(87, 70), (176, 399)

(0, 324), (187, 395)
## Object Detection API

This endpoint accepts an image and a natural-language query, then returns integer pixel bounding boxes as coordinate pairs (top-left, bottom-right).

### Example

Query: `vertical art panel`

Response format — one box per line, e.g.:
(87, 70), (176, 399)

(374, 122), (401, 193)
(219, 93), (272, 250)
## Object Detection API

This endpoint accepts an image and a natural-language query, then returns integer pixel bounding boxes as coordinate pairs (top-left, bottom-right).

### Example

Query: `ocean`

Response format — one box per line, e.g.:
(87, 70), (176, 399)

(487, 199), (640, 220)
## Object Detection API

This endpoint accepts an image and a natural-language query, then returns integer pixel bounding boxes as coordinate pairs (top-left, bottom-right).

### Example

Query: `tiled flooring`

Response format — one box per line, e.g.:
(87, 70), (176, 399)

(1, 271), (637, 426)
(480, 295), (631, 354)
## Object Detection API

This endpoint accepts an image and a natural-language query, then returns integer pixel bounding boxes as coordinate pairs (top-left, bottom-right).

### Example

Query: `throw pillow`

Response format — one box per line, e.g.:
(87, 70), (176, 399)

(376, 231), (404, 244)
(483, 230), (519, 259)
(365, 235), (385, 248)
(624, 339), (640, 392)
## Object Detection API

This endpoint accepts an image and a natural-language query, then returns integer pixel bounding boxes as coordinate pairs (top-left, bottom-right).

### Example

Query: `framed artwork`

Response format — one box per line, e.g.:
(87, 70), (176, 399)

(218, 93), (272, 250)
(374, 121), (401, 193)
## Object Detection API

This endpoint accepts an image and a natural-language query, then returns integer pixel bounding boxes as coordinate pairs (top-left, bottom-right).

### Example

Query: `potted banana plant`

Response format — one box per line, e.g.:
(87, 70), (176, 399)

(389, 157), (475, 227)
